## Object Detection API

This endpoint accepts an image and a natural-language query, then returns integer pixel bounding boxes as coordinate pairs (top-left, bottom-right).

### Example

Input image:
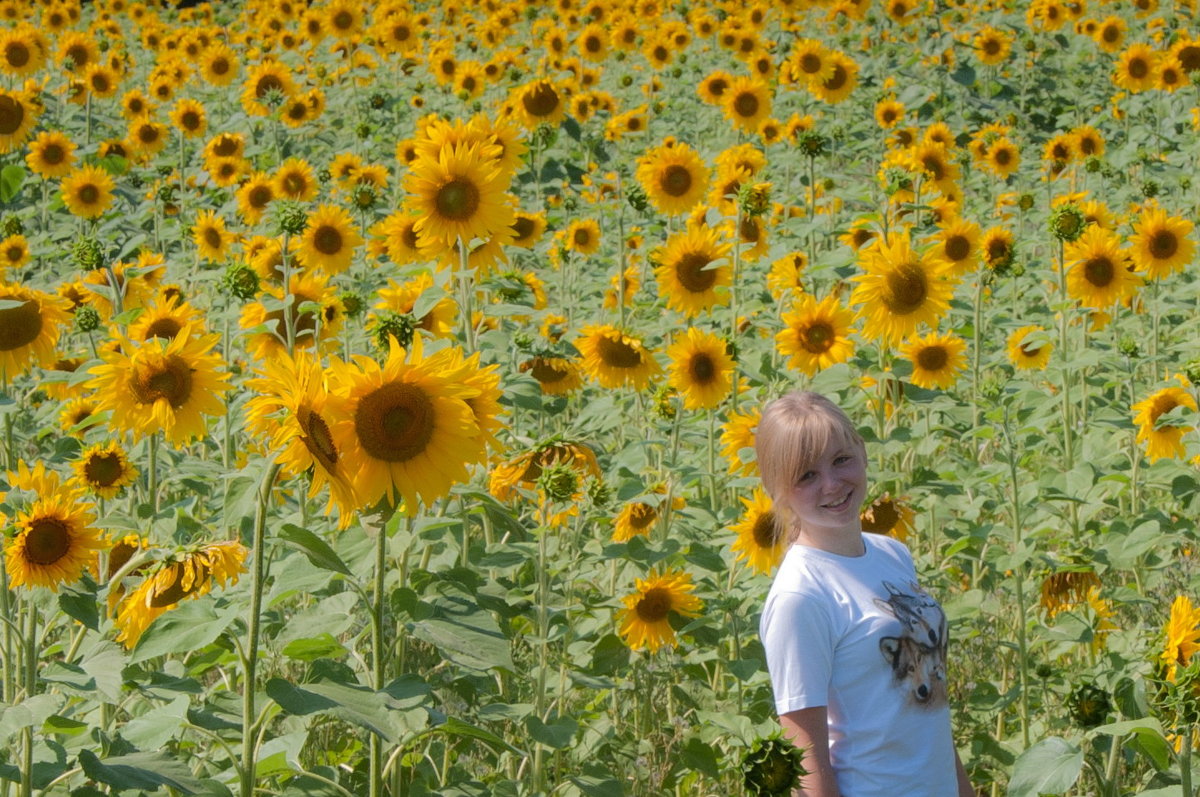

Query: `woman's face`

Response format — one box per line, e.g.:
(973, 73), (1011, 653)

(782, 439), (867, 542)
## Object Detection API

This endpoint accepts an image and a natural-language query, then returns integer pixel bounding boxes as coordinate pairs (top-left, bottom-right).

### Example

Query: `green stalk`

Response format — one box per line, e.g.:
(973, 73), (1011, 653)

(457, 238), (476, 352)
(1184, 725), (1193, 797)
(369, 505), (398, 797)
(729, 205), (743, 412)
(1001, 402), (1031, 748)
(21, 604), (37, 797)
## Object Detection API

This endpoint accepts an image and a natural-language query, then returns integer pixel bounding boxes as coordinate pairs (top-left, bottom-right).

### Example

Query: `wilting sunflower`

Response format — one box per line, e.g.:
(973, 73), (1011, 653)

(637, 141), (710, 216)
(1064, 226), (1141, 307)
(404, 142), (515, 253)
(1040, 569), (1101, 617)
(5, 493), (103, 590)
(981, 226), (1016, 272)
(326, 337), (492, 513)
(1006, 325), (1053, 371)
(61, 164), (116, 219)
(192, 210), (236, 263)
(296, 204), (363, 274)
(722, 76), (772, 133)
(617, 567), (703, 653)
(900, 332), (967, 390)
(860, 493), (916, 542)
(114, 541), (247, 647)
(519, 355), (584, 396)
(72, 442), (138, 500)
(851, 233), (956, 344)
(1128, 207), (1194, 280)
(26, 130), (76, 179)
(576, 324), (661, 390)
(721, 405), (760, 476)
(654, 225), (732, 317)
(489, 440), (600, 503)
(666, 328), (734, 411)
(1132, 383), (1197, 462)
(1163, 595), (1200, 682)
(0, 282), (69, 380)
(612, 486), (685, 543)
(729, 488), (784, 576)
(245, 350), (359, 528)
(0, 87), (38, 153)
(775, 294), (855, 376)
(87, 328), (231, 447)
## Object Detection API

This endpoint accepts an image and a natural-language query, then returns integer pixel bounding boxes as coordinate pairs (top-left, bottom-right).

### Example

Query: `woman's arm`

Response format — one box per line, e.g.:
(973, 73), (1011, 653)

(779, 707), (840, 797)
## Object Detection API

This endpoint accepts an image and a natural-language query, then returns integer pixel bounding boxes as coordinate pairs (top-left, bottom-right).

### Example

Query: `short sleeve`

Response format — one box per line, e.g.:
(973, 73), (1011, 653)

(759, 588), (837, 715)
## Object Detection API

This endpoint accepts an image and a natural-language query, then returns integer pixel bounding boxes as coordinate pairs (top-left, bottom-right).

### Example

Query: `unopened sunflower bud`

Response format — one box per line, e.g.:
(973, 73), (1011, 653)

(220, 263), (260, 301)
(625, 184), (650, 213)
(1183, 357), (1200, 384)
(371, 311), (416, 351)
(338, 290), (365, 318)
(72, 236), (104, 271)
(653, 385), (678, 420)
(0, 216), (22, 238)
(742, 734), (808, 797)
(1067, 682), (1111, 729)
(369, 93), (386, 109)
(795, 131), (827, 158)
(1118, 336), (1140, 358)
(586, 477), (611, 508)
(317, 169), (333, 184)
(356, 123), (372, 140)
(353, 183), (377, 210)
(1084, 156), (1102, 174)
(537, 462), (579, 502)
(738, 182), (772, 218)
(1048, 203), (1086, 242)
(74, 305), (101, 333)
(1142, 179), (1161, 199)
(979, 373), (1004, 400)
(1017, 193), (1035, 211)
(274, 201), (308, 236)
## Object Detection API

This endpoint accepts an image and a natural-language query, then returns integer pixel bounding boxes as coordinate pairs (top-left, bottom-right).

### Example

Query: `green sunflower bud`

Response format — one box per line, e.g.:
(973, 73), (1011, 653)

(795, 131), (827, 158)
(586, 477), (611, 508)
(274, 201), (308, 236)
(338, 290), (365, 318)
(74, 305), (101, 333)
(220, 263), (261, 301)
(1048, 203), (1086, 242)
(742, 734), (808, 797)
(72, 236), (104, 271)
(0, 215), (22, 238)
(537, 462), (579, 502)
(1118, 336), (1140, 358)
(1067, 682), (1112, 729)
(371, 311), (416, 351)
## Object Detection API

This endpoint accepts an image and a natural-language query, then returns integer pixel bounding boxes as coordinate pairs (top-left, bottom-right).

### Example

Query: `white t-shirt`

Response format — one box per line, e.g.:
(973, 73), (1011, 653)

(760, 533), (957, 797)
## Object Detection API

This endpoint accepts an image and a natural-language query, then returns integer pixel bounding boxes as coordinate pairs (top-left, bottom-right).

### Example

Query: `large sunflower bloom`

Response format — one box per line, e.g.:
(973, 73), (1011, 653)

(404, 142), (515, 253)
(729, 488), (784, 576)
(1132, 384), (1197, 463)
(72, 442), (139, 500)
(637, 141), (710, 216)
(0, 282), (69, 380)
(1064, 226), (1141, 307)
(666, 328), (734, 411)
(61, 164), (116, 219)
(326, 337), (491, 514)
(26, 130), (76, 179)
(900, 332), (967, 390)
(1128, 208), (1194, 280)
(5, 493), (103, 590)
(776, 294), (855, 375)
(617, 568), (703, 653)
(575, 324), (661, 390)
(87, 327), (231, 447)
(722, 76), (772, 133)
(1006, 325), (1053, 370)
(296, 204), (363, 274)
(0, 87), (38, 153)
(1113, 43), (1157, 92)
(653, 225), (732, 317)
(720, 406), (760, 477)
(850, 233), (956, 345)
(519, 355), (584, 396)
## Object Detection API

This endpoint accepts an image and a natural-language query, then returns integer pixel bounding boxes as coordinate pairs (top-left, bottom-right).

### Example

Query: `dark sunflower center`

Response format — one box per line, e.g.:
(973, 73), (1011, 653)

(1019, 341), (1042, 357)
(512, 216), (535, 241)
(799, 53), (822, 74)
(630, 502), (656, 529)
(530, 359), (568, 383)
(635, 587), (671, 622)
(85, 453), (124, 487)
(287, 101), (307, 121)
(572, 228), (591, 247)
(733, 91), (759, 119)
(204, 227), (222, 249)
(585, 35), (601, 52)
(752, 512), (778, 547)
(24, 518), (71, 565)
(210, 57), (230, 75)
(0, 95), (24, 136)
(400, 222), (420, 249)
(922, 155), (944, 180)
(0, 299), (42, 351)
(740, 217), (760, 243)
(91, 74), (110, 93)
(255, 74), (284, 99)
(1129, 58), (1149, 79)
(144, 318), (182, 340)
(800, 322), (833, 353)
(522, 83), (560, 117)
(138, 124), (160, 144)
(661, 164), (693, 197)
(983, 39), (1000, 55)
(182, 111), (201, 130)
(78, 184), (100, 205)
(688, 353), (716, 384)
(4, 41), (29, 68)
(42, 143), (65, 165)
(944, 235), (971, 261)
(282, 173), (307, 196)
(1152, 396), (1179, 424)
(4, 244), (22, 263)
(213, 137), (239, 157)
(993, 147), (1012, 166)
(300, 406), (338, 471)
(916, 345), (948, 371)
(1084, 256), (1114, 287)
(66, 45), (90, 69)
(354, 382), (435, 463)
(392, 24), (411, 41)
(314, 225), (344, 255)
(1150, 230), (1178, 259)
(333, 10), (353, 29)
(1178, 44), (1200, 71)
(436, 178), (481, 221)
(676, 251), (718, 293)
(149, 561), (209, 607)
(862, 500), (900, 533)
(987, 239), (1010, 261)
(249, 185), (272, 208)
(1078, 137), (1097, 155)
(708, 78), (728, 96)
(825, 64), (847, 90)
(882, 263), (928, 315)
(596, 334), (643, 369)
(130, 355), (194, 408)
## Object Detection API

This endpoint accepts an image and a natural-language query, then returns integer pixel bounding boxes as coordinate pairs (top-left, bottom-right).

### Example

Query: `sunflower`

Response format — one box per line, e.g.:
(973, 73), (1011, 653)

(1163, 595), (1200, 681)
(860, 493), (916, 542)
(1133, 383), (1197, 462)
(114, 541), (247, 647)
(653, 225), (732, 318)
(245, 350), (359, 527)
(612, 488), (684, 542)
(1113, 43), (1158, 92)
(729, 488), (784, 576)
(489, 441), (600, 503)
(83, 64), (120, 99)
(326, 337), (492, 513)
(87, 328), (231, 446)
(519, 355), (584, 396)
(57, 30), (98, 72)
(60, 164), (116, 223)
(5, 493), (103, 590)
(665, 328), (734, 411)
(200, 42), (239, 86)
(372, 273), (458, 340)
(786, 38), (834, 85)
(169, 98), (207, 139)
(404, 142), (515, 253)
(0, 234), (27, 271)
(1128, 208), (1194, 279)
(241, 60), (296, 116)
(273, 157), (319, 202)
(563, 219), (601, 256)
(636, 141), (710, 216)
(775, 293), (855, 376)
(0, 88), (38, 154)
(325, 0), (363, 39)
(240, 272), (343, 360)
(874, 99), (905, 129)
(72, 442), (138, 500)
(126, 294), (199, 342)
(192, 210), (236, 263)
(0, 282), (69, 380)
(985, 137), (1020, 179)
(933, 217), (981, 275)
(0, 28), (45, 77)
(810, 52), (858, 104)
(510, 211), (547, 249)
(515, 79), (566, 129)
(576, 324), (661, 390)
(722, 75), (771, 133)
(295, 204), (363, 274)
(766, 252), (807, 299)
(617, 568), (703, 653)
(125, 116), (168, 159)
(1064, 226), (1140, 307)
(851, 233), (956, 344)
(698, 70), (734, 104)
(1158, 57), (1187, 92)
(1007, 325), (1053, 371)
(26, 130), (76, 179)
(236, 171), (275, 225)
(974, 26), (1011, 65)
(900, 332), (967, 390)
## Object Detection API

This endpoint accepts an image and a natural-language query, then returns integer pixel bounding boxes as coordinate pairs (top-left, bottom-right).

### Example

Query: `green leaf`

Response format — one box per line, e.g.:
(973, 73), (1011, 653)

(58, 587), (100, 631)
(0, 164), (25, 203)
(279, 524), (352, 576)
(77, 750), (205, 794)
(680, 736), (720, 778)
(567, 775), (623, 797)
(1089, 718), (1171, 771)
(1006, 737), (1083, 797)
(42, 715), (88, 736)
(0, 694), (61, 742)
(122, 696), (190, 750)
(281, 634), (348, 662)
(437, 716), (525, 756)
(525, 714), (577, 749)
(408, 593), (514, 673)
(129, 601), (241, 664)
(266, 678), (402, 742)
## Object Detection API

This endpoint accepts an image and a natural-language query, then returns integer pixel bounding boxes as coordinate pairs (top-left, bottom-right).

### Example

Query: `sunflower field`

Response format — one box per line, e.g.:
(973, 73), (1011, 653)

(6, 0), (1200, 794)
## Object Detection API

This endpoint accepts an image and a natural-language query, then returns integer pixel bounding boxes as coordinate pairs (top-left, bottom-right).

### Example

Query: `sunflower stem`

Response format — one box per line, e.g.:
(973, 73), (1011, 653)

(147, 432), (159, 520)
(0, 564), (11, 705)
(369, 503), (398, 797)
(1183, 724), (1194, 797)
(281, 231), (296, 354)
(1001, 401), (1031, 748)
(730, 205), (742, 413)
(456, 238), (476, 353)
(20, 603), (36, 797)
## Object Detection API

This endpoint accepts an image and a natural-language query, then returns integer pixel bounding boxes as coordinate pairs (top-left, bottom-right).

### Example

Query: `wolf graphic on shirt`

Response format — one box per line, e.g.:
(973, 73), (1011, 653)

(875, 581), (948, 707)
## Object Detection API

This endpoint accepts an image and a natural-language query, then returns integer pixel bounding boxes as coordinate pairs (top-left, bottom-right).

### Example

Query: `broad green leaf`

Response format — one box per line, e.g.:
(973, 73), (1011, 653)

(680, 736), (720, 778)
(0, 694), (61, 742)
(408, 593), (513, 673)
(0, 164), (24, 203)
(42, 715), (88, 736)
(130, 601), (241, 664)
(58, 586), (100, 631)
(77, 750), (205, 794)
(80, 641), (126, 702)
(122, 696), (190, 750)
(256, 730), (306, 777)
(282, 634), (348, 662)
(279, 524), (352, 576)
(438, 716), (525, 756)
(1006, 737), (1082, 797)
(525, 714), (577, 749)
(266, 678), (402, 742)
(567, 775), (624, 797)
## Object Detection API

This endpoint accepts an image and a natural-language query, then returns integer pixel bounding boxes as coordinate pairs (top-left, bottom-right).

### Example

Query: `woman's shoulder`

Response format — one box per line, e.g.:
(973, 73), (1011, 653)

(865, 532), (914, 564)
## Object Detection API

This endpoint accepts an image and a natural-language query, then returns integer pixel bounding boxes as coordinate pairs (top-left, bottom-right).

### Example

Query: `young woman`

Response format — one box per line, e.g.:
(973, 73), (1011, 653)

(755, 391), (974, 797)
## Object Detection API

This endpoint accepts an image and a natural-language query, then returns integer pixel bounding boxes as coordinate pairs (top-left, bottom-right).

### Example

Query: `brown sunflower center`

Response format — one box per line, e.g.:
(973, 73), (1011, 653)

(90, 73), (110, 93)
(993, 147), (1012, 166)
(882, 263), (928, 315)
(916, 345), (948, 371)
(3, 244), (22, 263)
(530, 358), (568, 383)
(313, 225), (344, 255)
(825, 64), (848, 90)
(630, 502), (657, 529)
(1151, 395), (1179, 423)
(1149, 229), (1179, 260)
(1128, 57), (1149, 79)
(65, 45), (90, 70)
(436, 178), (481, 221)
(596, 333), (643, 369)
(585, 35), (602, 53)
(23, 518), (71, 565)
(983, 38), (1001, 55)
(203, 227), (222, 249)
(138, 124), (160, 145)
(254, 73), (284, 99)
(299, 405), (338, 471)
(181, 111), (202, 131)
(522, 82), (560, 118)
(739, 217), (761, 244)
(248, 184), (272, 209)
(391, 23), (412, 41)
(921, 155), (944, 180)
(281, 172), (308, 196)
(944, 235), (971, 261)
(635, 586), (672, 621)
(1178, 44), (1200, 72)
(42, 143), (65, 165)
(752, 511), (778, 547)
(1084, 256), (1115, 287)
(732, 91), (759, 119)
(0, 299), (42, 351)
(688, 352), (716, 384)
(333, 10), (354, 29)
(4, 41), (29, 68)
(799, 322), (833, 353)
(676, 251), (718, 293)
(85, 452), (124, 487)
(213, 136), (239, 157)
(861, 499), (900, 533)
(0, 95), (24, 136)
(572, 228), (592, 247)
(78, 184), (100, 205)
(144, 318), (182, 340)
(355, 382), (435, 463)
(210, 57), (230, 76)
(661, 164), (692, 197)
(130, 355), (194, 408)
(511, 216), (535, 241)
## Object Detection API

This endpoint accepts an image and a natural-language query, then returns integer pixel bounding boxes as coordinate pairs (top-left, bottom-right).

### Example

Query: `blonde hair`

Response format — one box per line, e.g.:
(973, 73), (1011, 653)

(754, 391), (865, 544)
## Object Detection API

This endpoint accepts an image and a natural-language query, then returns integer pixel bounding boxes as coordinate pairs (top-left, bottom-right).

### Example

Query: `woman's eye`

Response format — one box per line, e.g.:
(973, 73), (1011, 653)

(798, 471), (815, 483)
